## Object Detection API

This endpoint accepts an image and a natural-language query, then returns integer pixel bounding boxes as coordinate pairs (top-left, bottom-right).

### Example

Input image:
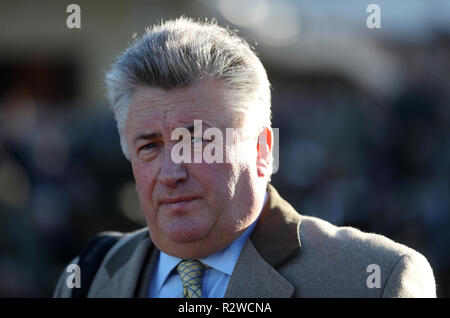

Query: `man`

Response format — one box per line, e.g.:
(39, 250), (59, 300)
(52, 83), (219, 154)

(53, 17), (436, 298)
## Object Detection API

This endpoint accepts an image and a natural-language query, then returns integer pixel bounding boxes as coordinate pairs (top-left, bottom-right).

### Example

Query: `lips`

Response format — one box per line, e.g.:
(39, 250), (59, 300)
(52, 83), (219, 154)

(159, 195), (199, 210)
(160, 196), (198, 204)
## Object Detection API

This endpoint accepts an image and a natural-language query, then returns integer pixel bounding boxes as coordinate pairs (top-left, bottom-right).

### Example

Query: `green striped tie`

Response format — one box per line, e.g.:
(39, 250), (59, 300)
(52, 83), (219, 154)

(177, 260), (207, 298)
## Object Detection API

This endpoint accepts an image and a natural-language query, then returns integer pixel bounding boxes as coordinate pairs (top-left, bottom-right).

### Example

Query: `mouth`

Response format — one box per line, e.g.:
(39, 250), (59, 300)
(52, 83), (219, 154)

(159, 196), (199, 211)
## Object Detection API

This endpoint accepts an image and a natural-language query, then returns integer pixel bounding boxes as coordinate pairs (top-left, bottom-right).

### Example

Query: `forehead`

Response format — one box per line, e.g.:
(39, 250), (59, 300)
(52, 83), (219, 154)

(126, 79), (240, 131)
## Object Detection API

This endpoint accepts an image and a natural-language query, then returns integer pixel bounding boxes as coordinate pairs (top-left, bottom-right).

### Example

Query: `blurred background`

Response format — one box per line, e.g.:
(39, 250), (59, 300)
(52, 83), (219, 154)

(0, 0), (449, 297)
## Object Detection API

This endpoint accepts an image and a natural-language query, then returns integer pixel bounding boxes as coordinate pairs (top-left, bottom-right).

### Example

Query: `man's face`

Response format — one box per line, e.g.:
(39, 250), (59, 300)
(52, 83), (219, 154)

(125, 79), (265, 259)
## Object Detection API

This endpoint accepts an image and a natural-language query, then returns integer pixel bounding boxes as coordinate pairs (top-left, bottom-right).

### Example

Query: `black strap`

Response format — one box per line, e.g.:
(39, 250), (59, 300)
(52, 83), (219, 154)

(72, 232), (123, 298)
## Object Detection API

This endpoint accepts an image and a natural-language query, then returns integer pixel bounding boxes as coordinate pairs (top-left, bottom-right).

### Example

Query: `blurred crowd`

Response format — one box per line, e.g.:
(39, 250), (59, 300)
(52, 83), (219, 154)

(270, 33), (450, 297)
(0, 26), (449, 298)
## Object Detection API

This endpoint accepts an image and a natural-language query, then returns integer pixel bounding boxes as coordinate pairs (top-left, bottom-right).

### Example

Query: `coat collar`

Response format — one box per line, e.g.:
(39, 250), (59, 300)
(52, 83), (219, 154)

(250, 184), (302, 268)
(224, 184), (301, 297)
(95, 229), (153, 297)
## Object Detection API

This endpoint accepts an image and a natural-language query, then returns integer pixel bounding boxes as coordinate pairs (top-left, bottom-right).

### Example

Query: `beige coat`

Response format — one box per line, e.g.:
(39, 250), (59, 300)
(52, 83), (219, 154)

(53, 184), (436, 297)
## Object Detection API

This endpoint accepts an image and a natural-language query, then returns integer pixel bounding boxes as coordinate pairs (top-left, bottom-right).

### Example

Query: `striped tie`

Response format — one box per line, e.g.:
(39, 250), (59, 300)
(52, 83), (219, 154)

(177, 259), (207, 298)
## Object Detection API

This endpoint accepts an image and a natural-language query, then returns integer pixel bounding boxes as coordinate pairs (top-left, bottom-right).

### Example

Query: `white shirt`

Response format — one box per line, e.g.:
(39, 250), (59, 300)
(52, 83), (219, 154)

(147, 192), (267, 298)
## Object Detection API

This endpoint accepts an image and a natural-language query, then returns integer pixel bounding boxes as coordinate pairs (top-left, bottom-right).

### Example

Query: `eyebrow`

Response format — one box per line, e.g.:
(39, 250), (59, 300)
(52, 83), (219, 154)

(133, 132), (161, 145)
(133, 122), (214, 145)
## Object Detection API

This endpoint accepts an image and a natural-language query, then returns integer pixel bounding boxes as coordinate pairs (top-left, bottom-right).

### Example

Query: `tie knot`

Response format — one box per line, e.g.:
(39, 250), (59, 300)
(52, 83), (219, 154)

(177, 260), (208, 298)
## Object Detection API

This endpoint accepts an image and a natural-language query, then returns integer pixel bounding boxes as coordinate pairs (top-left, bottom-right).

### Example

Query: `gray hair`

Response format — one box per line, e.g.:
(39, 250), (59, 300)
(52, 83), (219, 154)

(105, 17), (272, 162)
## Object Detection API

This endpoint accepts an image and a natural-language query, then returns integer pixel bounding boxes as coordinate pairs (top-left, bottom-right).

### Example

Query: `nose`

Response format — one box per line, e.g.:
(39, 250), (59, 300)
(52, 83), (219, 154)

(157, 146), (188, 188)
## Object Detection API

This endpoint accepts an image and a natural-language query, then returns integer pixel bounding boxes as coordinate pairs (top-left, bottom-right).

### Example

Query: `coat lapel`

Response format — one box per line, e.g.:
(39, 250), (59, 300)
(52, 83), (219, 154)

(224, 239), (294, 297)
(93, 230), (154, 297)
(225, 184), (302, 298)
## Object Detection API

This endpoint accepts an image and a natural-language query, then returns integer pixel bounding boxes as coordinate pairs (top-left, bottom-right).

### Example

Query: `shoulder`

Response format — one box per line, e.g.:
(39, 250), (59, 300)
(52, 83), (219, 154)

(282, 215), (436, 297)
(299, 214), (414, 259)
(101, 228), (149, 266)
(52, 227), (149, 298)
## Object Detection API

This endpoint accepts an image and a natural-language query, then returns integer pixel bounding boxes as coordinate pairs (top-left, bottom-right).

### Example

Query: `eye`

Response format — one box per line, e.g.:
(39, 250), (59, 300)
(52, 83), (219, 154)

(139, 143), (156, 152)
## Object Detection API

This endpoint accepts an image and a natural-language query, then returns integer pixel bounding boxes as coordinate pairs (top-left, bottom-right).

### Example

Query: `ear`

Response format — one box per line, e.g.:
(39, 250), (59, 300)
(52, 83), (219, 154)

(256, 127), (273, 178)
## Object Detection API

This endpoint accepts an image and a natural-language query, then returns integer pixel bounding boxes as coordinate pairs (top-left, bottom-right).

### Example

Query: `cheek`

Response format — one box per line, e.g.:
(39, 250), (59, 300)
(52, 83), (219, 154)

(189, 163), (242, 223)
(192, 162), (237, 191)
(132, 162), (157, 208)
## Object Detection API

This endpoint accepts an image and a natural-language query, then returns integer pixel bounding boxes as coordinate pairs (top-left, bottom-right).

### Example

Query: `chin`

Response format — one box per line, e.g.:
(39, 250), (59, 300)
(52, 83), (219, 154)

(167, 230), (206, 244)
(164, 219), (211, 244)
